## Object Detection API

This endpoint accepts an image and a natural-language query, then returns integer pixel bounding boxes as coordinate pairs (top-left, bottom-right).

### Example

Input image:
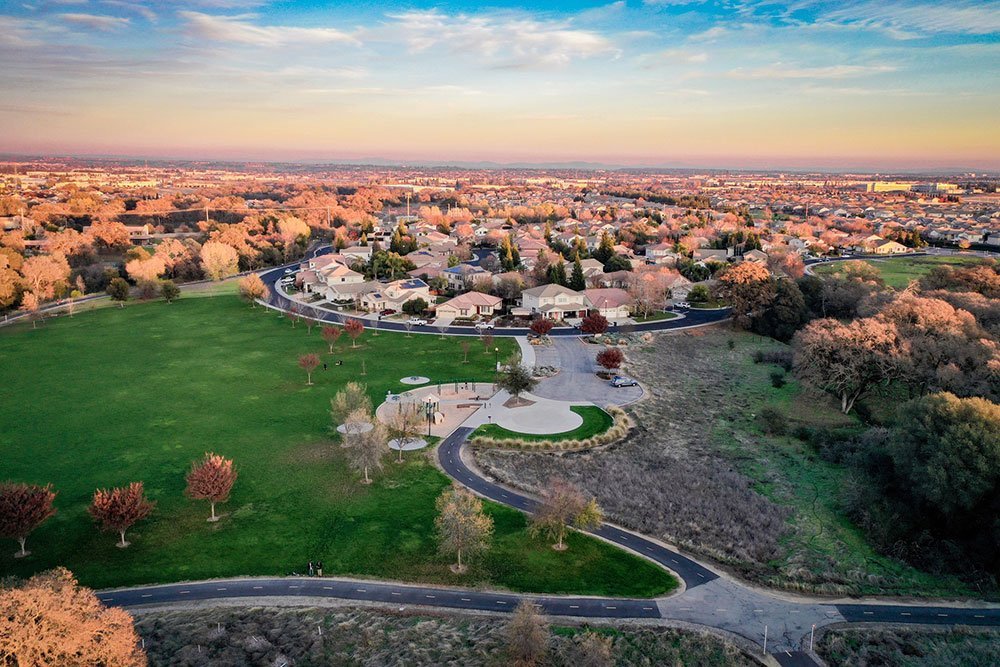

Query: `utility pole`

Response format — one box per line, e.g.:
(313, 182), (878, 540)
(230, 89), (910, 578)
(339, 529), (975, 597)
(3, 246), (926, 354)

(809, 624), (815, 652)
(762, 625), (767, 655)
(405, 191), (411, 217)
(204, 206), (209, 225)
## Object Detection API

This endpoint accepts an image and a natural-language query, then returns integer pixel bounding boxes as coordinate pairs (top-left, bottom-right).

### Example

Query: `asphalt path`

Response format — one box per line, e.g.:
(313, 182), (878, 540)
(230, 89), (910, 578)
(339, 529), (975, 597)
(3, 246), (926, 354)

(437, 427), (719, 588)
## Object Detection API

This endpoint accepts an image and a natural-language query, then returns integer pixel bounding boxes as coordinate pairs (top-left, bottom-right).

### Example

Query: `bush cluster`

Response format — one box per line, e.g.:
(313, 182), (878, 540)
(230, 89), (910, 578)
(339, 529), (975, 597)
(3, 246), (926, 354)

(471, 407), (630, 452)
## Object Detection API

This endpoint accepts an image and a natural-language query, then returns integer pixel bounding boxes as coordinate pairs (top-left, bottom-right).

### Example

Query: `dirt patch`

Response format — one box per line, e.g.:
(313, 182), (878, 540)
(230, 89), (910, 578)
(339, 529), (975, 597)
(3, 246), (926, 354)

(503, 396), (535, 408)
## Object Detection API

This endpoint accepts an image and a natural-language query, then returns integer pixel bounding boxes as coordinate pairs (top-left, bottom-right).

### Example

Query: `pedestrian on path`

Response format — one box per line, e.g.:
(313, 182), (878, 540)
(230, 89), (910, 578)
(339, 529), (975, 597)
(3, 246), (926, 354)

(308, 561), (314, 576)
(316, 560), (323, 577)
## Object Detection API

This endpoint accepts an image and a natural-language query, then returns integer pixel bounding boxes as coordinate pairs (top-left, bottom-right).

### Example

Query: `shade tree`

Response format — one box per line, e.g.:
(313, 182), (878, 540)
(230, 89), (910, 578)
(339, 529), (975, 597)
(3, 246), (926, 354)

(184, 453), (237, 522)
(580, 312), (609, 334)
(0, 568), (146, 666)
(87, 482), (155, 548)
(238, 273), (268, 306)
(0, 482), (57, 558)
(342, 417), (388, 484)
(345, 317), (364, 347)
(596, 347), (624, 371)
(529, 478), (603, 551)
(298, 353), (320, 385)
(322, 325), (343, 353)
(505, 600), (549, 667)
(434, 485), (493, 573)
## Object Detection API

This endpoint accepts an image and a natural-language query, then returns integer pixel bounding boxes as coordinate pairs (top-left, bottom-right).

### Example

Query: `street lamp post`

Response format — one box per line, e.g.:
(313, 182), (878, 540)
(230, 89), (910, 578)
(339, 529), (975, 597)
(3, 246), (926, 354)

(494, 346), (499, 374)
(424, 395), (433, 437)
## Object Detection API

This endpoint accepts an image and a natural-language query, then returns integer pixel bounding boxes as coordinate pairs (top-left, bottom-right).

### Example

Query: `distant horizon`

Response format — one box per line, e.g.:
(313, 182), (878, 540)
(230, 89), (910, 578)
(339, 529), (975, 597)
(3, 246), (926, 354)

(2, 150), (997, 177)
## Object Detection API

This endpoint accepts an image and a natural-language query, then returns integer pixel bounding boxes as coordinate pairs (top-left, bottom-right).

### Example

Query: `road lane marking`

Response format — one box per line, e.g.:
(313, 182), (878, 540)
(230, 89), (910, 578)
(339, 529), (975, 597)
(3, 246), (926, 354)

(643, 607), (654, 611)
(671, 559), (678, 563)
(216, 587), (227, 591)
(754, 609), (763, 613)
(288, 586), (300, 589)
(496, 601), (507, 605)
(391, 592), (401, 596)
(356, 589), (367, 593)
(324, 587), (333, 590)
(101, 598), (114, 602)
(253, 586), (263, 590)
(460, 598), (471, 602)
(901, 612), (911, 616)
(863, 612), (873, 615)
(425, 595), (436, 599)
(606, 606), (617, 610)
(570, 605), (579, 609)
(697, 573), (705, 578)
(716, 609), (727, 612)
(937, 614), (948, 617)
(975, 615), (985, 618)
(141, 594), (152, 598)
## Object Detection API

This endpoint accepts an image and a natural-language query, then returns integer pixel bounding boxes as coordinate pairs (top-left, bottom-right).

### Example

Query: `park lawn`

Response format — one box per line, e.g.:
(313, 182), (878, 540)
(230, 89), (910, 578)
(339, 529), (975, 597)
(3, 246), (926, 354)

(812, 254), (984, 289)
(0, 295), (675, 597)
(471, 406), (614, 442)
(633, 311), (679, 323)
(708, 333), (974, 597)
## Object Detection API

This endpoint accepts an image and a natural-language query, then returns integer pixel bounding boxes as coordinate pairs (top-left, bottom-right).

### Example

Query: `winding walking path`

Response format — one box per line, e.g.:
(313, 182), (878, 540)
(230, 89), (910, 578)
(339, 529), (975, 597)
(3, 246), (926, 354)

(97, 248), (1000, 660)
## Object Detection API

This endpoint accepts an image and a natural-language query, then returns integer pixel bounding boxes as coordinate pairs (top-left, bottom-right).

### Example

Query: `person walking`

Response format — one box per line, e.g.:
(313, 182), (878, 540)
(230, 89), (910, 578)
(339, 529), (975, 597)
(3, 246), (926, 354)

(316, 560), (324, 577)
(308, 560), (314, 576)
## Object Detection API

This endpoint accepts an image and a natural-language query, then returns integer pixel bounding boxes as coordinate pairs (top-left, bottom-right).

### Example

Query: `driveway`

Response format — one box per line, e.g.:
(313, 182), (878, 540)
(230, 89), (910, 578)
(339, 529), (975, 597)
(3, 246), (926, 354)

(531, 337), (644, 406)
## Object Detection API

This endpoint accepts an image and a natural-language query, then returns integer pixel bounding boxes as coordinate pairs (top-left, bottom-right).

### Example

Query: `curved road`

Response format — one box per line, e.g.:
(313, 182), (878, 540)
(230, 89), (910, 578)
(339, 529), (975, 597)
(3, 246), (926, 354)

(99, 247), (1000, 658)
(257, 248), (732, 337)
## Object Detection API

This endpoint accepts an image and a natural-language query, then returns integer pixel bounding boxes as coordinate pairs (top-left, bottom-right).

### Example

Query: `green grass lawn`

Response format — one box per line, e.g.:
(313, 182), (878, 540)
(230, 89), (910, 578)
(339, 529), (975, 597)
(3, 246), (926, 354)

(812, 254), (985, 289)
(471, 406), (614, 442)
(633, 311), (679, 323)
(0, 296), (675, 597)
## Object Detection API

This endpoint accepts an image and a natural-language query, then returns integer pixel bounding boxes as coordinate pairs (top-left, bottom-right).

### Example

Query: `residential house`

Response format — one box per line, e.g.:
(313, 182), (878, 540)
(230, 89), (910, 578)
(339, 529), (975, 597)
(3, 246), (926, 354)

(582, 288), (633, 320)
(360, 278), (432, 313)
(435, 292), (503, 320)
(520, 284), (591, 320)
(443, 263), (491, 291)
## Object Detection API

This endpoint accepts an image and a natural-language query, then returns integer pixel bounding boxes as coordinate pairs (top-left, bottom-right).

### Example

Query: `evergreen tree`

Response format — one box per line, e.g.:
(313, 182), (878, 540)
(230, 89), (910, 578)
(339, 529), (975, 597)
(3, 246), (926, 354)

(593, 231), (615, 264)
(569, 255), (586, 291)
(547, 261), (567, 286)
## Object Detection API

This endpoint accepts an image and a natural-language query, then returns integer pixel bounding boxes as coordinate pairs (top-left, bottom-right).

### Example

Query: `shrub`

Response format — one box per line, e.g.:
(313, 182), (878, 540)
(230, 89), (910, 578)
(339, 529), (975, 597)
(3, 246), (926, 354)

(770, 371), (786, 388)
(757, 407), (787, 435)
(751, 348), (793, 371)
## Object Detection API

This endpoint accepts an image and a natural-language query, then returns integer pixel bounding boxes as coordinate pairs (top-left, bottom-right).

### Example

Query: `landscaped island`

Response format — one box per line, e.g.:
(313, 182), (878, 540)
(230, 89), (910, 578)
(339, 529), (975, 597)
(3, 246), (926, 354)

(0, 295), (675, 597)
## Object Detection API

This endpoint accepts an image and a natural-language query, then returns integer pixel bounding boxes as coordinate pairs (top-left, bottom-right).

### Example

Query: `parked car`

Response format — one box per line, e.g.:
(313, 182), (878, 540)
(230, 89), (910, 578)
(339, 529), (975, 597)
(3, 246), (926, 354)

(475, 320), (495, 330)
(611, 375), (639, 388)
(284, 268), (294, 274)
(407, 317), (428, 326)
(674, 301), (690, 309)
(380, 309), (397, 316)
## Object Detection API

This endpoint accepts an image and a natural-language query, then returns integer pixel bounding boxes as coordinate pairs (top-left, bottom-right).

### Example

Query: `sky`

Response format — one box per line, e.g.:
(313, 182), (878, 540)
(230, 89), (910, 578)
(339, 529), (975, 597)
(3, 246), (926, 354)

(1, 0), (998, 170)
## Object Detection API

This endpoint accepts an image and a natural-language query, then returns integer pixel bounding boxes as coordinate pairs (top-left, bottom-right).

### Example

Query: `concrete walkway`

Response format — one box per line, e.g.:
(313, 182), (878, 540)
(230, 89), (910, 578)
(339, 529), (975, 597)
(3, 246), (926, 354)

(463, 389), (584, 435)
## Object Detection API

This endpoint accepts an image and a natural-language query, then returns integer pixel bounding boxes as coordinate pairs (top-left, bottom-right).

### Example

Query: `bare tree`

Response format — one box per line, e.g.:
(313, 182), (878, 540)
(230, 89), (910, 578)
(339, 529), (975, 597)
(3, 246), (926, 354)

(529, 478), (603, 551)
(386, 403), (423, 463)
(184, 453), (237, 522)
(330, 382), (372, 427)
(342, 417), (388, 484)
(505, 600), (549, 667)
(435, 485), (493, 573)
(575, 631), (613, 667)
(0, 482), (57, 557)
(461, 339), (471, 364)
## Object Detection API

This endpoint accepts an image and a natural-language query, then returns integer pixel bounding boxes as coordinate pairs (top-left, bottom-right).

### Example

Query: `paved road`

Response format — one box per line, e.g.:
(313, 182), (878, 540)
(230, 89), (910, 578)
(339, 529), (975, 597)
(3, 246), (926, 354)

(258, 250), (732, 338)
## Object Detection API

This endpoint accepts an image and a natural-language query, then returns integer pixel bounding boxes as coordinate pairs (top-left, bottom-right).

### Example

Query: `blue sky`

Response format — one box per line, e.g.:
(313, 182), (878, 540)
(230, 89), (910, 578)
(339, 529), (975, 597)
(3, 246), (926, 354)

(1, 1), (998, 168)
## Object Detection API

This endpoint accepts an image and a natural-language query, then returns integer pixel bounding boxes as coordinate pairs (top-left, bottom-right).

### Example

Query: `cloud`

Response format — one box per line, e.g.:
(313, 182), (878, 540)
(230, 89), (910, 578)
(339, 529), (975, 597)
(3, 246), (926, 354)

(650, 48), (708, 64)
(728, 63), (897, 79)
(58, 13), (131, 31)
(688, 26), (728, 41)
(100, 1), (158, 22)
(179, 11), (359, 47)
(821, 1), (1000, 37)
(381, 10), (619, 68)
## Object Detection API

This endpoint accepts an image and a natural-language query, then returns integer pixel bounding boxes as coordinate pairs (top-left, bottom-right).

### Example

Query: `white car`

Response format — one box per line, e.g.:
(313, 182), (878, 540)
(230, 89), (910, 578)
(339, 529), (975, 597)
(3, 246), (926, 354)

(284, 268), (294, 274)
(407, 317), (428, 326)
(475, 321), (495, 330)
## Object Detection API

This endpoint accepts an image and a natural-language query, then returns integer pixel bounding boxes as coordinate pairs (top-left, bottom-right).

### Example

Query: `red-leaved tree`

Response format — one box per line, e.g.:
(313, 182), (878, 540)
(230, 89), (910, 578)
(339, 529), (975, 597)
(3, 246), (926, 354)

(580, 312), (609, 334)
(0, 482), (57, 558)
(88, 482), (155, 548)
(298, 353), (320, 385)
(345, 318), (364, 348)
(596, 347), (624, 371)
(530, 319), (553, 337)
(322, 325), (342, 353)
(184, 453), (238, 522)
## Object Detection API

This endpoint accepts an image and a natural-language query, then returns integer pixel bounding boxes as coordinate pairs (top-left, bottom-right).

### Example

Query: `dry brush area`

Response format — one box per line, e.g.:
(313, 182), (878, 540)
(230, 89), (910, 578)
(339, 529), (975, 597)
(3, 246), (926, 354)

(476, 329), (971, 596)
(134, 606), (756, 666)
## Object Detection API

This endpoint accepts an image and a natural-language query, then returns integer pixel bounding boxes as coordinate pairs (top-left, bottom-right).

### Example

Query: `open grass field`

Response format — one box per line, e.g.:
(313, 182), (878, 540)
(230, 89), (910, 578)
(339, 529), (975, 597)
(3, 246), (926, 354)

(471, 406), (613, 442)
(0, 295), (675, 597)
(811, 254), (985, 289)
